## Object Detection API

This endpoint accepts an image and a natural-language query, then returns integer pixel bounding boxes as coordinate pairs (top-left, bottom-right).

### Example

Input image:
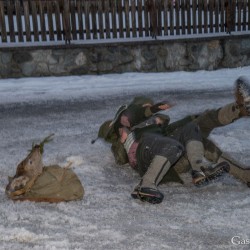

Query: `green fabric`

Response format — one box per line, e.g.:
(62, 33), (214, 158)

(9, 165), (84, 202)
(125, 103), (149, 127)
(98, 120), (118, 143)
(98, 100), (239, 185)
(131, 96), (154, 106)
(134, 124), (162, 140)
(98, 116), (197, 184)
(97, 96), (189, 184)
(97, 97), (153, 143)
(160, 167), (184, 184)
(162, 115), (196, 136)
(194, 109), (222, 138)
(203, 137), (222, 162)
(97, 96), (155, 142)
(111, 140), (129, 165)
(109, 136), (184, 184)
(98, 97), (224, 185)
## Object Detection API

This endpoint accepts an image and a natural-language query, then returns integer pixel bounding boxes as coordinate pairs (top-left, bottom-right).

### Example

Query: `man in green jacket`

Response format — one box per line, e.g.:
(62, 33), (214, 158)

(97, 76), (250, 204)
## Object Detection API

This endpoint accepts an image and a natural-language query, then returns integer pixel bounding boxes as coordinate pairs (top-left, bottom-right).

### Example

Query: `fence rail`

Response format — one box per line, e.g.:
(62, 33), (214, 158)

(0, 0), (250, 44)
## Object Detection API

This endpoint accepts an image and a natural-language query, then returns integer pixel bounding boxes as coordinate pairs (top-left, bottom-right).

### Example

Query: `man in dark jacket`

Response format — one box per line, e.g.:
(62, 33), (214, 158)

(97, 76), (250, 204)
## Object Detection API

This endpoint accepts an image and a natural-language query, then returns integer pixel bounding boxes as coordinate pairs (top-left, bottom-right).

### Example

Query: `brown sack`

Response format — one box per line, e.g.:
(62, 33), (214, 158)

(6, 165), (84, 203)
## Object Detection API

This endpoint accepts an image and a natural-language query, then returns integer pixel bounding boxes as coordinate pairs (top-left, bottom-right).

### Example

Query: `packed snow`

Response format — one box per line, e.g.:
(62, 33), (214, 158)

(0, 66), (250, 250)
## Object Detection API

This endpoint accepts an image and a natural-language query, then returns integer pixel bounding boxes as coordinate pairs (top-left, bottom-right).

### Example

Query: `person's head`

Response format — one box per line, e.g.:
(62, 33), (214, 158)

(110, 104), (128, 137)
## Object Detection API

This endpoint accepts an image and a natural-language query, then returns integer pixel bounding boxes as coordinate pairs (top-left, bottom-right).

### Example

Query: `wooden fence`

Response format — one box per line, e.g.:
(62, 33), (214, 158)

(0, 0), (250, 44)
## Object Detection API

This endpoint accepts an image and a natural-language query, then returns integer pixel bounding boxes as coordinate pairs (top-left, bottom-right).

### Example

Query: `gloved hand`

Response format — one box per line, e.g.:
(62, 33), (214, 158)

(150, 102), (172, 113)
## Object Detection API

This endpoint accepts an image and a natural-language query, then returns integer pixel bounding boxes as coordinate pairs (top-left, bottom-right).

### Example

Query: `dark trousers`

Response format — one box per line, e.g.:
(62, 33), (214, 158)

(136, 121), (204, 176)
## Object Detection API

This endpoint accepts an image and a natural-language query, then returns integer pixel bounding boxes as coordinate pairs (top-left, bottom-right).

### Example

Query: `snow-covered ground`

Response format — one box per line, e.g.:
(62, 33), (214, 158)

(0, 67), (250, 250)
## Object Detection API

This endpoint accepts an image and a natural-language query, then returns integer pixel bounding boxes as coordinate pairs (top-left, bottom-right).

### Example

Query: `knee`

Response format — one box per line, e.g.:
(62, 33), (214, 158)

(182, 122), (203, 143)
(162, 140), (184, 165)
(172, 141), (185, 159)
(185, 121), (200, 132)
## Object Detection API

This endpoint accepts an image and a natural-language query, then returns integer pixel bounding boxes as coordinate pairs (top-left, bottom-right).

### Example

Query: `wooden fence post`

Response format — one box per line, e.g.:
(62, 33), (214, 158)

(242, 0), (247, 31)
(231, 0), (236, 31)
(147, 0), (157, 39)
(131, 0), (137, 37)
(175, 0), (180, 35)
(0, 0), (7, 42)
(248, 0), (250, 30)
(84, 0), (91, 39)
(192, 0), (197, 34)
(170, 0), (174, 35)
(209, 0), (214, 33)
(23, 0), (31, 42)
(47, 0), (55, 41)
(144, 0), (150, 36)
(157, 0), (162, 36)
(7, 0), (15, 42)
(70, 0), (77, 40)
(181, 0), (186, 35)
(117, 0), (124, 38)
(38, 0), (47, 41)
(90, 1), (98, 39)
(63, 0), (71, 44)
(220, 0), (225, 32)
(111, 0), (117, 38)
(76, 0), (84, 40)
(30, 0), (39, 42)
(138, 0), (143, 37)
(204, 0), (208, 33)
(187, 0), (191, 34)
(226, 0), (232, 34)
(15, 0), (24, 42)
(54, 0), (63, 41)
(97, 0), (104, 39)
(197, 0), (202, 34)
(163, 0), (169, 36)
(124, 0), (130, 38)
(104, 0), (111, 39)
(215, 0), (219, 32)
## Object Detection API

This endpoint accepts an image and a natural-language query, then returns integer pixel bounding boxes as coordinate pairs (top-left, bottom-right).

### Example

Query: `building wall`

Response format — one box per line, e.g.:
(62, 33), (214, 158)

(1, 34), (250, 78)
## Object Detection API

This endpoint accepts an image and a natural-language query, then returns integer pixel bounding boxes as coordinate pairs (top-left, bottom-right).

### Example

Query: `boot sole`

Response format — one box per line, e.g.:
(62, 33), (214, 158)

(194, 162), (230, 187)
(131, 189), (164, 204)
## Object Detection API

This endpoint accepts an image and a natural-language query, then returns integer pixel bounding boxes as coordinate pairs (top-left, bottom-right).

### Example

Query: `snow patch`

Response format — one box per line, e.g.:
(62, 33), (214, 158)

(0, 227), (50, 243)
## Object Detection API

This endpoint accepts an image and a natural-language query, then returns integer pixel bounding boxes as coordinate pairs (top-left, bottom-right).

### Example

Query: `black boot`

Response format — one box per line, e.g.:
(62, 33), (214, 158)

(131, 155), (171, 204)
(192, 161), (230, 186)
(131, 185), (164, 204)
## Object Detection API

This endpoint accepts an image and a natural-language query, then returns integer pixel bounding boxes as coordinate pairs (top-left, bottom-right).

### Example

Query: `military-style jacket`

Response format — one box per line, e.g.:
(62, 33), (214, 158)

(98, 96), (250, 186)
(97, 96), (199, 184)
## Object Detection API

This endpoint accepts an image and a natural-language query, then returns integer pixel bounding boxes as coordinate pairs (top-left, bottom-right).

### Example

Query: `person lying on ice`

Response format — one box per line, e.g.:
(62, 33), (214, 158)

(95, 76), (250, 204)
